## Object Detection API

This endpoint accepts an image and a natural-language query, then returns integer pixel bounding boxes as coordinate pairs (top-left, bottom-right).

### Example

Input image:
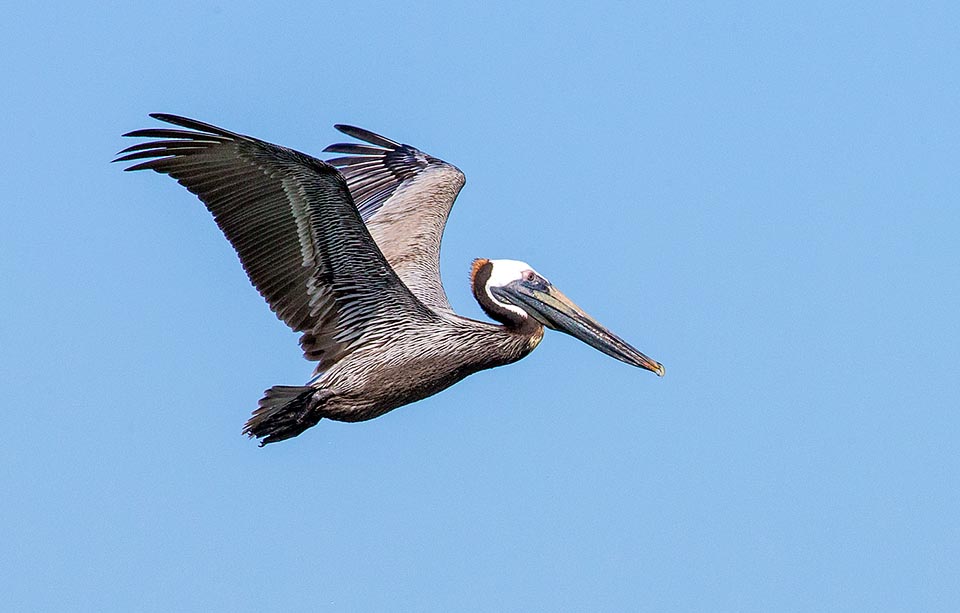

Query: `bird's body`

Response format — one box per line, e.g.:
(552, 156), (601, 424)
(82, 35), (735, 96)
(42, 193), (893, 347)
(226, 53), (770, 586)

(117, 115), (662, 445)
(297, 315), (541, 422)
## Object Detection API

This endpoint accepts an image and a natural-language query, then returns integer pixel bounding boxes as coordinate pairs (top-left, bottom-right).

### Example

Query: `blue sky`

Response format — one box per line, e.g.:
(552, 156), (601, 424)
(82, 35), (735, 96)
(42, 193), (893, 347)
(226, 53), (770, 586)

(3, 2), (958, 611)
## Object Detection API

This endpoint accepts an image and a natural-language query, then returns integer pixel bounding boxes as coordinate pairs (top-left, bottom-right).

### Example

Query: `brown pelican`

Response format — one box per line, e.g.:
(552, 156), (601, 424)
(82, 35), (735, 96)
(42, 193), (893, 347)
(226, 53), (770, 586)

(116, 114), (664, 445)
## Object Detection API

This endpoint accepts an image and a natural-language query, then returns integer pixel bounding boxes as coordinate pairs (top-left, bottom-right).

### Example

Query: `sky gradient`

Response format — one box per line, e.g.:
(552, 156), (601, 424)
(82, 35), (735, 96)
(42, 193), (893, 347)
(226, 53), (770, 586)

(3, 2), (959, 611)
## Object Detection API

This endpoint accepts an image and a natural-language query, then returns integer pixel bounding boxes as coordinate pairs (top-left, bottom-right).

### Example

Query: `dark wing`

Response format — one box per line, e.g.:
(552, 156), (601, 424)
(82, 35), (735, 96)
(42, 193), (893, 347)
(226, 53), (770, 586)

(324, 126), (466, 312)
(115, 114), (434, 368)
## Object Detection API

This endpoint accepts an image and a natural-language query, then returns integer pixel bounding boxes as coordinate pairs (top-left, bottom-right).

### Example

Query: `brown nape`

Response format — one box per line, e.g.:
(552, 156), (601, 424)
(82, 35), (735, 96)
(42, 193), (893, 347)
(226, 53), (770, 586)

(470, 258), (530, 329)
(470, 258), (491, 287)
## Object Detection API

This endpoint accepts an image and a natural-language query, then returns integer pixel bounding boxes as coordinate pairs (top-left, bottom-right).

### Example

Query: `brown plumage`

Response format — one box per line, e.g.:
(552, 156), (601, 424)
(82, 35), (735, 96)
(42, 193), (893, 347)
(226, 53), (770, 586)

(116, 115), (662, 445)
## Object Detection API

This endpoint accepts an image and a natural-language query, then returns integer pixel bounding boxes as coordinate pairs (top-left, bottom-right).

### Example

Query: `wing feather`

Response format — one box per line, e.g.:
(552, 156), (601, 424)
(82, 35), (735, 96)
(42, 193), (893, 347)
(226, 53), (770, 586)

(323, 126), (466, 312)
(116, 114), (434, 369)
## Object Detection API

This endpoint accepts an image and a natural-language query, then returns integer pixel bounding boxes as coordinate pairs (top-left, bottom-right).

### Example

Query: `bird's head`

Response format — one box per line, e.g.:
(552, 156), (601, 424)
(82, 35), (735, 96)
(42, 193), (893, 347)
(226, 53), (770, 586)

(470, 258), (664, 376)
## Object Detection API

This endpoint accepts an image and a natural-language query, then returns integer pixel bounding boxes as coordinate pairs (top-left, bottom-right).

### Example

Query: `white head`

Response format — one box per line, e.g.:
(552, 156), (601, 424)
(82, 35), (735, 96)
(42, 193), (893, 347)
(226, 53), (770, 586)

(483, 259), (544, 318)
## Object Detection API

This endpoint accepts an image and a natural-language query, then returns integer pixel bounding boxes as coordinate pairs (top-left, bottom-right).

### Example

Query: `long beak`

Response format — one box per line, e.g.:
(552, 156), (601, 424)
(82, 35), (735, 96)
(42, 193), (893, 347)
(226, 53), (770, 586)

(492, 279), (665, 376)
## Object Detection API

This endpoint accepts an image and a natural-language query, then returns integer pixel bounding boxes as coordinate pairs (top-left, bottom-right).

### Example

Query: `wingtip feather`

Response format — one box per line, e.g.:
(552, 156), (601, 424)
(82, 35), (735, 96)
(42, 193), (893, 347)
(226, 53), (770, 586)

(145, 113), (242, 138)
(333, 124), (401, 149)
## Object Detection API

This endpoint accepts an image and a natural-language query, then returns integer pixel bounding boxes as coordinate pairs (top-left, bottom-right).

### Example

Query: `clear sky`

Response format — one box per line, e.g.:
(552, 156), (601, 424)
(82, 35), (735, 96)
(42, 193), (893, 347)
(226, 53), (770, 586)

(3, 2), (958, 611)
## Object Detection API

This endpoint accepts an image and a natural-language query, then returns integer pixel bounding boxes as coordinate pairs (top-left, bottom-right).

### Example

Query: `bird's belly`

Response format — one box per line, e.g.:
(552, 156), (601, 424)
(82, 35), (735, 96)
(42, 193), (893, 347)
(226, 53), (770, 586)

(318, 355), (487, 422)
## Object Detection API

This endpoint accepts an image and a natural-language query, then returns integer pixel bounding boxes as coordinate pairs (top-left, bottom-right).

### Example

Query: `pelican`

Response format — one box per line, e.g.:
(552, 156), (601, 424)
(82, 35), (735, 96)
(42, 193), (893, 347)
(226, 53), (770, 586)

(116, 114), (664, 445)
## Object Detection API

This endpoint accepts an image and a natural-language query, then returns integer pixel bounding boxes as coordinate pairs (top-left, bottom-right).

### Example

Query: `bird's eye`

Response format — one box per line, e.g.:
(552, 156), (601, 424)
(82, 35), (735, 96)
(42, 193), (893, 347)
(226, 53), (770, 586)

(523, 270), (536, 282)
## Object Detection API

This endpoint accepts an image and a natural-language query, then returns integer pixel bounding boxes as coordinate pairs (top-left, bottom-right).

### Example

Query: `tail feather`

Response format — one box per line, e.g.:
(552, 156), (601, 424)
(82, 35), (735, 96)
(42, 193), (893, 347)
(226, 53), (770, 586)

(243, 386), (328, 446)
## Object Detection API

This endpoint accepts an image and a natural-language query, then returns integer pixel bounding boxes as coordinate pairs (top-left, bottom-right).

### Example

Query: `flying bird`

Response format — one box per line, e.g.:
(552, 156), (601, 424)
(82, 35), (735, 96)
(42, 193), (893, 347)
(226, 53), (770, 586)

(116, 114), (663, 445)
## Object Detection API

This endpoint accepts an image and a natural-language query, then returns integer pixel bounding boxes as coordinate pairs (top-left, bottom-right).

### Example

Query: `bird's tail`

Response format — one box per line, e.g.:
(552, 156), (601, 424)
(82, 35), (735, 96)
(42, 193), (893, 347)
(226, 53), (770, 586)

(243, 386), (330, 446)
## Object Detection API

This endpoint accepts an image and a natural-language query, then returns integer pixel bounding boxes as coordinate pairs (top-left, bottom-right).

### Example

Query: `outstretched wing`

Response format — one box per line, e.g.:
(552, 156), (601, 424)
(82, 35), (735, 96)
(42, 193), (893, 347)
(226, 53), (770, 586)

(115, 114), (434, 369)
(324, 126), (466, 312)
